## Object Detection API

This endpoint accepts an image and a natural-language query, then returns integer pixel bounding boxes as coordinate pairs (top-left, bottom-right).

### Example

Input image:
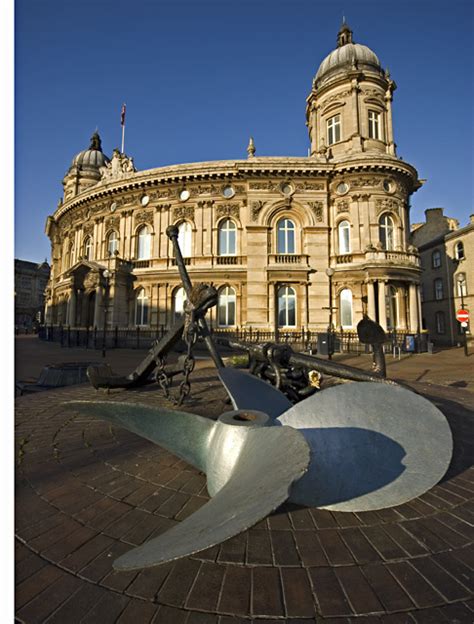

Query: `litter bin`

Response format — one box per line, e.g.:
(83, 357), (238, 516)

(427, 341), (434, 354)
(404, 334), (416, 353)
(317, 333), (331, 356)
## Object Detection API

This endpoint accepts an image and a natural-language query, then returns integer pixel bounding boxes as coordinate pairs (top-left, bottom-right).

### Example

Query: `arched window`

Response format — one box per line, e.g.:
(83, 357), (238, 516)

(455, 241), (464, 260)
(278, 285), (296, 327)
(135, 288), (149, 326)
(338, 220), (351, 254)
(218, 286), (236, 327)
(173, 287), (186, 320)
(277, 219), (295, 254)
(83, 236), (93, 260)
(385, 285), (398, 330)
(218, 219), (236, 256)
(434, 278), (444, 300)
(432, 249), (441, 268)
(379, 214), (395, 251)
(178, 222), (192, 258)
(340, 288), (353, 328)
(107, 231), (118, 256)
(435, 311), (446, 334)
(137, 225), (151, 260)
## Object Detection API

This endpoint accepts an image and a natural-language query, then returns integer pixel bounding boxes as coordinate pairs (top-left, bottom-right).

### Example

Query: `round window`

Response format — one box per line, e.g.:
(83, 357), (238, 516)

(336, 182), (349, 194)
(110, 202), (117, 213)
(383, 180), (392, 192)
(179, 189), (190, 201)
(222, 185), (235, 199)
(280, 183), (293, 196)
(141, 195), (150, 206)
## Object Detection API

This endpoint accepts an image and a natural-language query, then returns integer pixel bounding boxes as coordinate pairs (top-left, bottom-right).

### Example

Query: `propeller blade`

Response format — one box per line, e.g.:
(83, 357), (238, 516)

(67, 401), (214, 472)
(113, 425), (310, 570)
(278, 382), (453, 512)
(218, 368), (292, 418)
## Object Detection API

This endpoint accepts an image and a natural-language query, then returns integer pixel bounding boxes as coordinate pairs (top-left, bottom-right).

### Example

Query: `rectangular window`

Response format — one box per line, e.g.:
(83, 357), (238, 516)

(327, 115), (341, 145)
(435, 312), (445, 334)
(456, 278), (467, 297)
(434, 279), (444, 300)
(368, 110), (380, 139)
(432, 250), (441, 268)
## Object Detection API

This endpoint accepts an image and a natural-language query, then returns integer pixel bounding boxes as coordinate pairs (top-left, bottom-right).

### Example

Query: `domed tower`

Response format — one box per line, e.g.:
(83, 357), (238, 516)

(306, 21), (396, 157)
(62, 131), (110, 200)
(305, 23), (423, 334)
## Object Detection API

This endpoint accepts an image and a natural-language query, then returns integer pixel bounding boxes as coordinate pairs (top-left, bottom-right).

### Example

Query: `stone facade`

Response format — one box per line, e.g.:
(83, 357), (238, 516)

(44, 23), (423, 335)
(411, 209), (474, 345)
(15, 259), (50, 328)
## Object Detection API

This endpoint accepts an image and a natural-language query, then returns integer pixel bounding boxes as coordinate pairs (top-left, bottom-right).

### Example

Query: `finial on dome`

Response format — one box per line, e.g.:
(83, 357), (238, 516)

(247, 136), (256, 158)
(337, 19), (353, 47)
(89, 131), (103, 152)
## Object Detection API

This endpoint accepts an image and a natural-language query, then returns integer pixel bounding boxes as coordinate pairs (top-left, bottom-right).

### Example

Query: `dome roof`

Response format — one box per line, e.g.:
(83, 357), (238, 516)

(72, 132), (110, 168)
(315, 23), (382, 85)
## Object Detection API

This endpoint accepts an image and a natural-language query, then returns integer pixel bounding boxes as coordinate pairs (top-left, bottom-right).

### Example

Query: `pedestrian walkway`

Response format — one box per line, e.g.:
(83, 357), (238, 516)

(15, 337), (474, 622)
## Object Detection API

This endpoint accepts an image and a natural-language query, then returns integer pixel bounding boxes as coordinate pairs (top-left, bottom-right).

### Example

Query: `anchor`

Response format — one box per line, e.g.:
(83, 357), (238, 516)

(69, 228), (453, 571)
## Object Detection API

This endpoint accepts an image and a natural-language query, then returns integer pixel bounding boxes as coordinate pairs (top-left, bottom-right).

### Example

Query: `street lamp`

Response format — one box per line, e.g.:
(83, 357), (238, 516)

(102, 252), (112, 358)
(457, 273), (468, 357)
(325, 267), (335, 359)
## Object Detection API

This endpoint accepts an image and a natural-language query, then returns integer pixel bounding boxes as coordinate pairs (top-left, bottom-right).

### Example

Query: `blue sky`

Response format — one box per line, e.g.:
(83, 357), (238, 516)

(15, 0), (473, 262)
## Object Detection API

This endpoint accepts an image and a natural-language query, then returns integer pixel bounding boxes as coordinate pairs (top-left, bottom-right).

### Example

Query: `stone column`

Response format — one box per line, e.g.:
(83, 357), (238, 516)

(67, 289), (76, 326)
(409, 283), (418, 332)
(417, 285), (423, 332)
(367, 280), (376, 321)
(351, 79), (360, 136)
(93, 286), (104, 328)
(385, 88), (395, 155)
(377, 280), (387, 330)
(398, 285), (408, 330)
(309, 103), (317, 155)
(268, 282), (275, 330)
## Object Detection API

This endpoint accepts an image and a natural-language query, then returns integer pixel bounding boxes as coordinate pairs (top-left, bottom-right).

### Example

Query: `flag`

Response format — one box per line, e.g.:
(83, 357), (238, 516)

(121, 103), (126, 127)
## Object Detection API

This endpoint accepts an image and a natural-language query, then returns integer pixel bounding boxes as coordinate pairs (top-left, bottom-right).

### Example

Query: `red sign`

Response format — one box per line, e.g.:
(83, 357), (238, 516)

(456, 309), (469, 322)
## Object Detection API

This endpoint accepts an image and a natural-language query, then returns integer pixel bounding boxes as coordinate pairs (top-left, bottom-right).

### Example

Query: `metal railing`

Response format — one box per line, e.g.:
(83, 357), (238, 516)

(38, 325), (429, 353)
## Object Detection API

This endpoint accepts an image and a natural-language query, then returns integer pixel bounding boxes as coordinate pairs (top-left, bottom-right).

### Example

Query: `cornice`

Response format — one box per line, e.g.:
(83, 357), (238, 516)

(52, 154), (419, 222)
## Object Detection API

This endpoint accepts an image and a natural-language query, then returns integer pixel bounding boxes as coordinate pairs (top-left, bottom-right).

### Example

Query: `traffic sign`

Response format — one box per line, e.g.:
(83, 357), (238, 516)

(461, 321), (468, 328)
(456, 309), (469, 322)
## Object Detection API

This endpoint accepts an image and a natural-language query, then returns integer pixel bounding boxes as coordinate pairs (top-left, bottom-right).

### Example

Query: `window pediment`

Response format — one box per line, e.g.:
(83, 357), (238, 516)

(321, 101), (346, 116)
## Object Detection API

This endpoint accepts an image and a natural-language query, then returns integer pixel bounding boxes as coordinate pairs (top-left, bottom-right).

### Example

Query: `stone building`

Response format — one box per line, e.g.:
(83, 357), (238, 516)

(44, 22), (424, 336)
(411, 209), (473, 345)
(15, 259), (50, 329)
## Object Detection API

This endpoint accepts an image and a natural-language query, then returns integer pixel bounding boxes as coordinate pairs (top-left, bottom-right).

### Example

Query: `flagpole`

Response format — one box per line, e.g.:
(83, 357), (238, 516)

(120, 103), (126, 154)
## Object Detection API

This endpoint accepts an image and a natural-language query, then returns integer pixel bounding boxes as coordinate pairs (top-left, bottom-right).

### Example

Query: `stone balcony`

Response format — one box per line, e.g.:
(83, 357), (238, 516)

(334, 249), (421, 269)
(268, 253), (310, 266)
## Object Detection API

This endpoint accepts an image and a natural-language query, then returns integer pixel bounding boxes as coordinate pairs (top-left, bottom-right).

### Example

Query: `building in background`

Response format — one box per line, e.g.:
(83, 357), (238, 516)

(411, 209), (473, 345)
(44, 23), (424, 338)
(15, 259), (50, 330)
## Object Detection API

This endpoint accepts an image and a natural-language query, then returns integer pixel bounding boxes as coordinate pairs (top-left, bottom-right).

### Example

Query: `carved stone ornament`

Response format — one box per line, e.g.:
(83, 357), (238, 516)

(99, 149), (137, 181)
(173, 205), (195, 221)
(106, 216), (121, 230)
(83, 223), (94, 236)
(250, 200), (266, 221)
(320, 89), (351, 108)
(155, 203), (171, 212)
(197, 200), (214, 209)
(83, 271), (100, 291)
(376, 198), (400, 214)
(295, 182), (324, 191)
(249, 181), (279, 191)
(336, 200), (349, 214)
(349, 177), (381, 188)
(216, 203), (240, 219)
(134, 209), (154, 225)
(307, 201), (324, 221)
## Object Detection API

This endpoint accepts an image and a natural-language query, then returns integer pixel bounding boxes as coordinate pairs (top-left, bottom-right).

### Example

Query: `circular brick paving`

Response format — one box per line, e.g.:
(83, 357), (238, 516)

(15, 369), (474, 623)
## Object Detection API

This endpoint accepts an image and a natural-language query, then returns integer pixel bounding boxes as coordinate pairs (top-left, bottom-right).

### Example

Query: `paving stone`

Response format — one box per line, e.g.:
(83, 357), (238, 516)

(335, 565), (383, 614)
(157, 557), (201, 607)
(386, 562), (445, 608)
(308, 567), (353, 617)
(44, 583), (105, 623)
(217, 565), (251, 616)
(17, 570), (82, 624)
(362, 563), (414, 612)
(280, 567), (315, 617)
(186, 562), (226, 611)
(79, 591), (130, 623)
(115, 598), (159, 623)
(251, 567), (285, 617)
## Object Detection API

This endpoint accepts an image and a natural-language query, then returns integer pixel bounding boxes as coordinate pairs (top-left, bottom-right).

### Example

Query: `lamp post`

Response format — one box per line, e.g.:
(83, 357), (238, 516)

(325, 267), (335, 359)
(101, 252), (112, 358)
(458, 273), (468, 357)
